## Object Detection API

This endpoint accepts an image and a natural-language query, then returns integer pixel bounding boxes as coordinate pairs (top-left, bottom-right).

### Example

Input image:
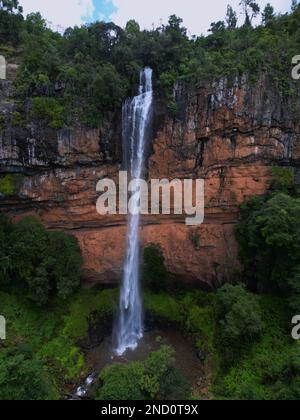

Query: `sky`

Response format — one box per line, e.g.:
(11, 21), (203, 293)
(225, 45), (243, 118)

(20, 0), (293, 35)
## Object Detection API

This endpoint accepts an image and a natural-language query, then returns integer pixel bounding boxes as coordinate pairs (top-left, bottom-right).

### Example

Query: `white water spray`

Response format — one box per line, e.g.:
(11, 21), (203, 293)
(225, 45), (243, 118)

(115, 68), (153, 356)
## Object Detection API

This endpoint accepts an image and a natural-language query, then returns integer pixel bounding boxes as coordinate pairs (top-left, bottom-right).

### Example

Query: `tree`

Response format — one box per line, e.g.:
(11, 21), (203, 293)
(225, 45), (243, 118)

(0, 0), (23, 13)
(91, 63), (128, 115)
(0, 215), (82, 306)
(159, 367), (190, 400)
(216, 284), (264, 366)
(125, 20), (140, 36)
(209, 21), (226, 34)
(269, 167), (295, 194)
(226, 5), (238, 29)
(31, 97), (65, 129)
(95, 346), (189, 400)
(262, 3), (275, 25)
(0, 347), (55, 400)
(24, 12), (47, 35)
(141, 345), (176, 398)
(291, 0), (298, 12)
(240, 0), (260, 25)
(96, 363), (144, 400)
(166, 15), (187, 35)
(236, 193), (300, 310)
(0, 0), (23, 44)
(264, 346), (300, 400)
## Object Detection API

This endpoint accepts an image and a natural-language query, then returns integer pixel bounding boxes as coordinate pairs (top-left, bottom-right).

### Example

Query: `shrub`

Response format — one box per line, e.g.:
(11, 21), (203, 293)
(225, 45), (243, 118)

(31, 97), (65, 129)
(144, 291), (183, 323)
(96, 345), (190, 400)
(141, 345), (176, 398)
(96, 363), (144, 401)
(62, 289), (117, 342)
(0, 174), (23, 197)
(38, 337), (85, 382)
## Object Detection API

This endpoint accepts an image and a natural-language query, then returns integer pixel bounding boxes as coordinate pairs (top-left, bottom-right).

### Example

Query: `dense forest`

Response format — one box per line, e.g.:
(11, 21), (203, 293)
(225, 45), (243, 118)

(0, 0), (300, 400)
(0, 0), (300, 127)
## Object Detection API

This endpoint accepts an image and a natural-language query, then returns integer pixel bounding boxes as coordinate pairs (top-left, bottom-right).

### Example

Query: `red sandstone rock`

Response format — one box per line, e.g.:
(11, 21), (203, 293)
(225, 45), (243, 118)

(1, 75), (300, 287)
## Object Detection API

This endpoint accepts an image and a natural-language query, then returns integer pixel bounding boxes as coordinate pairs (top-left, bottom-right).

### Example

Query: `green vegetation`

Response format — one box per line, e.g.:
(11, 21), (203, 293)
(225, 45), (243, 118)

(269, 166), (295, 194)
(96, 362), (145, 400)
(0, 214), (119, 399)
(144, 290), (216, 354)
(213, 167), (300, 400)
(0, 346), (58, 400)
(236, 192), (300, 312)
(0, 1), (23, 45)
(0, 238), (298, 401)
(0, 174), (23, 197)
(1, 1), (300, 128)
(0, 215), (82, 306)
(0, 284), (118, 399)
(30, 97), (65, 129)
(96, 345), (190, 400)
(144, 286), (298, 401)
(215, 284), (264, 367)
(0, 175), (16, 196)
(213, 295), (297, 400)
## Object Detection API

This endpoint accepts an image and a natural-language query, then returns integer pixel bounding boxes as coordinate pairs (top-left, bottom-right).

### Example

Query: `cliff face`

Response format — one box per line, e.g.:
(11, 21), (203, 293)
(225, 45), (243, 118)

(1, 74), (300, 288)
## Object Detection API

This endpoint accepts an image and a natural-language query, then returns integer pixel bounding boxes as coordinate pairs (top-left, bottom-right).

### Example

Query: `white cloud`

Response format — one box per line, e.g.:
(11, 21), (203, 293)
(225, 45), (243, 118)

(21, 0), (95, 30)
(110, 0), (291, 35)
(19, 0), (292, 34)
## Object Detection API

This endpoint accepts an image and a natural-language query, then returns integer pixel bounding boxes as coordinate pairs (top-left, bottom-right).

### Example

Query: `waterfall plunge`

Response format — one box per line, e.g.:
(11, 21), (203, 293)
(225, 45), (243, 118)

(115, 68), (153, 356)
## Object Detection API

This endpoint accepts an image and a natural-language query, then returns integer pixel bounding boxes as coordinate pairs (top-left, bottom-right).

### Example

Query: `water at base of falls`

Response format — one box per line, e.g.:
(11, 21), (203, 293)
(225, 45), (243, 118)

(114, 67), (153, 356)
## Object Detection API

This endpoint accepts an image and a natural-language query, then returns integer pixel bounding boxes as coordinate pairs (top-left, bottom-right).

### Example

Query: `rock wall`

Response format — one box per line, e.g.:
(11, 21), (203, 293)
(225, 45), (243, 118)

(1, 74), (300, 288)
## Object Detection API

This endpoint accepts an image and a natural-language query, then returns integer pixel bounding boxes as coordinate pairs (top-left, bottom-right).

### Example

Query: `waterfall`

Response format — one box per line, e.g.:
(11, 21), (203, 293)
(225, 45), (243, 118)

(115, 68), (153, 356)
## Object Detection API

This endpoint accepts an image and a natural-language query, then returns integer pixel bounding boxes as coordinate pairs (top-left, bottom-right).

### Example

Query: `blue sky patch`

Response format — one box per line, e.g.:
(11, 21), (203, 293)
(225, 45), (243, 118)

(89, 0), (117, 23)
